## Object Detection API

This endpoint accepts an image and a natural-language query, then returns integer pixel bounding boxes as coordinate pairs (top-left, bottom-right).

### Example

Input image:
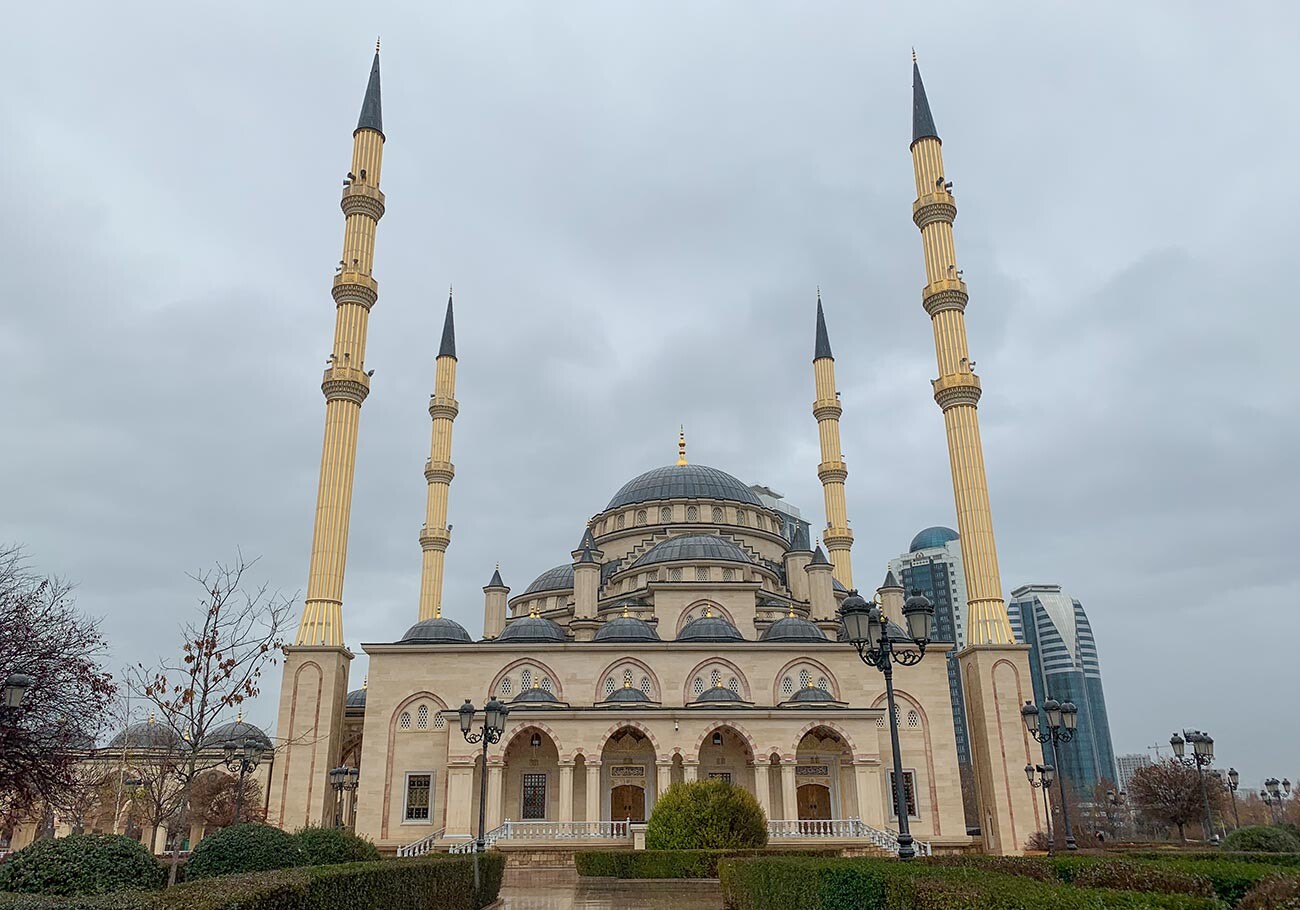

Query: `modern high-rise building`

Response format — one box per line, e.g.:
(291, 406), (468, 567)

(1008, 585), (1118, 799)
(890, 528), (971, 769)
(1115, 753), (1152, 792)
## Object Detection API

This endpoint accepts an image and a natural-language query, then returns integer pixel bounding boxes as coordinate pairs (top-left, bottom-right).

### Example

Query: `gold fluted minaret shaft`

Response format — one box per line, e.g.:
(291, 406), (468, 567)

(296, 50), (386, 647)
(418, 292), (458, 620)
(909, 59), (1013, 645)
(812, 292), (853, 590)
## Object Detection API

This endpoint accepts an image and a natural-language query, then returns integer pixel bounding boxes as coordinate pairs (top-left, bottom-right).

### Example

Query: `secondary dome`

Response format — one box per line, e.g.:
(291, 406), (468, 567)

(511, 686), (562, 708)
(594, 616), (661, 643)
(785, 686), (836, 705)
(346, 688), (367, 709)
(524, 564), (574, 595)
(398, 616), (473, 644)
(761, 616), (828, 643)
(108, 720), (182, 752)
(909, 526), (960, 553)
(633, 535), (752, 568)
(602, 685), (652, 705)
(677, 615), (744, 642)
(693, 686), (744, 706)
(497, 615), (566, 643)
(606, 464), (763, 510)
(201, 717), (273, 752)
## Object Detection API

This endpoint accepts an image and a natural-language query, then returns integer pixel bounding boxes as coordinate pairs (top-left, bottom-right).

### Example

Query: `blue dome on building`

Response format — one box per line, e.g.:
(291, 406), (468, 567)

(398, 616), (473, 644)
(692, 686), (745, 706)
(594, 616), (661, 643)
(677, 615), (744, 642)
(633, 535), (752, 568)
(524, 563), (575, 595)
(497, 615), (567, 643)
(511, 686), (563, 708)
(909, 526), (960, 553)
(606, 465), (763, 510)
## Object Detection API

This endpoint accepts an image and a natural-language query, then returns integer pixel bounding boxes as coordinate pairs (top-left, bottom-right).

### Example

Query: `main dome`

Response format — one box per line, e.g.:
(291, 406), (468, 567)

(633, 534), (752, 568)
(606, 464), (762, 510)
(910, 526), (959, 552)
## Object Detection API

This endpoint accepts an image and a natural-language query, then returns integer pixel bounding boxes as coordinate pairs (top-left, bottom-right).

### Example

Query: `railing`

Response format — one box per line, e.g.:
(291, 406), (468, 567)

(448, 819), (632, 852)
(396, 827), (446, 857)
(767, 817), (932, 856)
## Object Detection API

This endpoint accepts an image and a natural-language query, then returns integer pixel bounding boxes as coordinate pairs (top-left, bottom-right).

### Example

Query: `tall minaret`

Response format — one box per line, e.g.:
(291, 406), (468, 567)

(417, 291), (459, 621)
(295, 43), (387, 647)
(908, 56), (1013, 646)
(812, 292), (854, 589)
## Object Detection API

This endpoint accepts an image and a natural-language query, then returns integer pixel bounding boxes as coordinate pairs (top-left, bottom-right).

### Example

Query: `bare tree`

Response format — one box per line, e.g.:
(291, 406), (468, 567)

(1128, 759), (1226, 842)
(126, 554), (292, 883)
(0, 545), (116, 825)
(189, 769), (265, 830)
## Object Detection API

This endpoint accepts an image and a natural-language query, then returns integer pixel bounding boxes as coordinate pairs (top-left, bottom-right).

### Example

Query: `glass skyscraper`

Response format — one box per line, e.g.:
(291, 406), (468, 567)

(1008, 584), (1118, 800)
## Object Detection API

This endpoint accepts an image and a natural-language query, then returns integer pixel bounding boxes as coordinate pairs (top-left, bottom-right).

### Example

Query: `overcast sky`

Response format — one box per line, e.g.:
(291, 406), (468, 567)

(3, 2), (1296, 788)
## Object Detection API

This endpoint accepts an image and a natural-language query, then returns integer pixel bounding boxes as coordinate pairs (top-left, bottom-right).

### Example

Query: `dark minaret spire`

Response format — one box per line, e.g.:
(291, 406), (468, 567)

(438, 288), (456, 360)
(814, 288), (833, 361)
(911, 50), (939, 148)
(356, 41), (383, 135)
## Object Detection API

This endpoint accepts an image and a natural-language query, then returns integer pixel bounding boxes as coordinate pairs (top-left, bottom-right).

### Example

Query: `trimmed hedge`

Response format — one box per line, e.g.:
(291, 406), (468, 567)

(0, 834), (164, 896)
(647, 780), (768, 850)
(292, 826), (382, 866)
(1224, 825), (1300, 853)
(718, 856), (1222, 910)
(924, 854), (1215, 897)
(185, 823), (307, 879)
(0, 853), (505, 910)
(1124, 850), (1300, 868)
(575, 849), (841, 879)
(1237, 872), (1300, 910)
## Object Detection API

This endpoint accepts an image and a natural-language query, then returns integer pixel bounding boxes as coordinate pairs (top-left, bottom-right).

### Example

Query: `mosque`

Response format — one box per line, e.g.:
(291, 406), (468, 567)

(266, 47), (1046, 857)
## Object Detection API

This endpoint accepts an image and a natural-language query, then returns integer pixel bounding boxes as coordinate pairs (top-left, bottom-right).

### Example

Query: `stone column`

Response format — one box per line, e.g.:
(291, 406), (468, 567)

(752, 762), (772, 820)
(486, 764), (505, 830)
(853, 761), (883, 825)
(585, 761), (603, 823)
(559, 763), (574, 822)
(656, 762), (673, 797)
(683, 761), (699, 783)
(780, 761), (798, 820)
(444, 766), (473, 836)
(187, 821), (204, 852)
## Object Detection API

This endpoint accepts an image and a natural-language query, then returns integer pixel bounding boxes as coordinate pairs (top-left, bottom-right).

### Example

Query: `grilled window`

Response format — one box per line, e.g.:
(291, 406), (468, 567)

(522, 773), (547, 820)
(399, 712), (412, 731)
(636, 510), (647, 526)
(433, 714), (446, 730)
(695, 567), (709, 582)
(712, 507), (724, 523)
(404, 773), (431, 821)
(710, 669), (722, 687)
(693, 677), (705, 695)
(416, 705), (429, 730)
(781, 676), (794, 695)
(660, 506), (672, 522)
(888, 770), (919, 818)
(640, 676), (652, 694)
(605, 677), (616, 696)
(687, 506), (698, 521)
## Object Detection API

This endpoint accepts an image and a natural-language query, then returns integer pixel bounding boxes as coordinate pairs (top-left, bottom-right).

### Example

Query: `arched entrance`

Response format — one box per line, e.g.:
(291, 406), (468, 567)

(501, 727), (560, 821)
(794, 726), (851, 826)
(797, 784), (832, 821)
(600, 727), (657, 823)
(697, 725), (755, 794)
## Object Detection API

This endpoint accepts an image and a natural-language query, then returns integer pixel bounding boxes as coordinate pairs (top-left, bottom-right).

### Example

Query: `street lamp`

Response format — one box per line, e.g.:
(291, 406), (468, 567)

(1227, 768), (1240, 829)
(328, 765), (360, 828)
(223, 738), (264, 824)
(1022, 697), (1079, 850)
(1263, 777), (1290, 826)
(1171, 730), (1217, 845)
(1025, 764), (1056, 854)
(2, 673), (34, 711)
(839, 588), (933, 861)
(460, 697), (508, 892)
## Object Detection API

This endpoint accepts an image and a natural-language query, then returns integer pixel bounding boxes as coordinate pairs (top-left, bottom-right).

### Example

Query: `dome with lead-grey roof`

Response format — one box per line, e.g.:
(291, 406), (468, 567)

(762, 616), (828, 643)
(692, 686), (745, 706)
(594, 616), (661, 643)
(602, 686), (652, 705)
(497, 615), (567, 643)
(346, 688), (367, 709)
(524, 564), (574, 595)
(677, 615), (744, 642)
(606, 465), (763, 510)
(201, 718), (273, 752)
(399, 616), (473, 644)
(786, 686), (837, 705)
(108, 720), (183, 752)
(511, 686), (563, 708)
(633, 535), (752, 568)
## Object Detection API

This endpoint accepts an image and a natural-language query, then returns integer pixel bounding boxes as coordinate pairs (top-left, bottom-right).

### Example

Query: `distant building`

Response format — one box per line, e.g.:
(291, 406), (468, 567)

(890, 527), (972, 768)
(1116, 753), (1151, 791)
(749, 484), (810, 545)
(1009, 585), (1118, 798)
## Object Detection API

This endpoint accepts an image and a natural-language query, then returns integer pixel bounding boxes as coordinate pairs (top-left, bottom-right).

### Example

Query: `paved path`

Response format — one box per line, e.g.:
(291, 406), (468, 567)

(497, 869), (723, 910)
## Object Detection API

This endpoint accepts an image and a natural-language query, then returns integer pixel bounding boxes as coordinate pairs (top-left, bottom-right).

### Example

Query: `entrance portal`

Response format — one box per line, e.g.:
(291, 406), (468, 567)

(611, 784), (645, 822)
(797, 784), (831, 821)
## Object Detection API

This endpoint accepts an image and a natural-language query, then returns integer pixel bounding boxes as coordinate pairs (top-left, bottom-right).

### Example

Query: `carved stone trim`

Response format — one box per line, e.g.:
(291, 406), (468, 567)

(419, 528), (451, 551)
(321, 377), (369, 404)
(913, 200), (957, 229)
(922, 287), (969, 317)
(812, 401), (842, 421)
(340, 192), (385, 221)
(424, 461), (455, 484)
(331, 278), (378, 310)
(817, 462), (848, 484)
(428, 397), (459, 420)
(933, 384), (982, 410)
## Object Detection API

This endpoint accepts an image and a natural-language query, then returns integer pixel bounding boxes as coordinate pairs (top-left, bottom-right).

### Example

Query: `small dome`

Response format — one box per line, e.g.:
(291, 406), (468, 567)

(606, 464), (763, 510)
(677, 615), (744, 642)
(909, 526), (960, 553)
(633, 535), (752, 568)
(497, 615), (567, 643)
(694, 686), (743, 705)
(786, 686), (836, 705)
(524, 564), (575, 595)
(761, 616), (828, 643)
(399, 616), (473, 644)
(346, 688), (367, 709)
(201, 718), (273, 752)
(108, 720), (183, 752)
(594, 616), (661, 643)
(511, 687), (562, 708)
(602, 686), (652, 705)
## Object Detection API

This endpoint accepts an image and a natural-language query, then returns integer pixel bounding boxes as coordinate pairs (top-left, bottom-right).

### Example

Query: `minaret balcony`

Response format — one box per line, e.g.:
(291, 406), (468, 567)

(932, 372), (982, 410)
(811, 398), (842, 421)
(419, 527), (451, 551)
(340, 183), (386, 220)
(816, 461), (848, 484)
(331, 273), (379, 310)
(427, 396), (459, 420)
(912, 192), (957, 229)
(320, 366), (371, 404)
(424, 460), (455, 484)
(922, 280), (969, 317)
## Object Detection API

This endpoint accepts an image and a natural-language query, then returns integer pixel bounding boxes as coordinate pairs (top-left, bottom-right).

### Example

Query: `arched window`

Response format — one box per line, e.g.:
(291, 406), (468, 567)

(669, 567), (683, 582)
(817, 677), (828, 691)
(876, 716), (887, 729)
(660, 506), (672, 523)
(640, 676), (652, 694)
(722, 568), (734, 582)
(695, 567), (708, 582)
(710, 669), (722, 687)
(907, 710), (920, 729)
(416, 705), (429, 730)
(399, 712), (412, 730)
(500, 678), (513, 696)
(636, 509), (647, 526)
(616, 514), (626, 529)
(736, 510), (747, 526)
(893, 705), (901, 724)
(540, 677), (553, 693)
(521, 668), (532, 689)
(693, 677), (705, 695)
(712, 507), (724, 523)
(781, 676), (794, 695)
(727, 677), (739, 692)
(433, 714), (446, 731)
(687, 506), (698, 521)
(604, 677), (616, 696)
(799, 669), (811, 688)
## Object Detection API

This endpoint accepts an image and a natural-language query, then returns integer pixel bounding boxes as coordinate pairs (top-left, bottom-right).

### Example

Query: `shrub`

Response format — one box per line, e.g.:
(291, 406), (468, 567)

(1224, 825), (1300, 853)
(0, 834), (164, 896)
(646, 780), (767, 850)
(1237, 873), (1300, 910)
(292, 825), (381, 865)
(574, 849), (840, 879)
(1134, 858), (1281, 905)
(184, 823), (306, 880)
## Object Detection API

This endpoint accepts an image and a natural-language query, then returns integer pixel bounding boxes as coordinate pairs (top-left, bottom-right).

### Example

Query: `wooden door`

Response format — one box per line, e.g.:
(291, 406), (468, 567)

(611, 784), (646, 822)
(797, 784), (831, 820)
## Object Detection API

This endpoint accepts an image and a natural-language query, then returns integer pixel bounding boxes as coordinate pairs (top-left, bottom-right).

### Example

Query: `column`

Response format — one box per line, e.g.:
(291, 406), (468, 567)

(656, 762), (673, 797)
(683, 761), (700, 783)
(585, 761), (603, 823)
(853, 761), (884, 826)
(486, 764), (505, 830)
(780, 761), (798, 820)
(445, 766), (473, 836)
(559, 763), (574, 823)
(752, 762), (772, 820)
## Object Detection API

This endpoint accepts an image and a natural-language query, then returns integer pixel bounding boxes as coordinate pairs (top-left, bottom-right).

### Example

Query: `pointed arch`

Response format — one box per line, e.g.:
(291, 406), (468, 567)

(771, 656), (840, 702)
(593, 656), (662, 702)
(869, 687), (941, 834)
(681, 656), (752, 703)
(596, 719), (662, 759)
(500, 720), (565, 758)
(790, 719), (858, 756)
(488, 657), (564, 699)
(676, 600), (736, 634)
(691, 720), (759, 757)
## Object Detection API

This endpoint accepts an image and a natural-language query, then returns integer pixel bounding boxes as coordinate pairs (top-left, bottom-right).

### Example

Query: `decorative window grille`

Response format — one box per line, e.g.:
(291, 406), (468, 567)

(669, 568), (683, 582)
(399, 712), (412, 731)
(522, 773), (547, 820)
(817, 677), (828, 691)
(540, 677), (553, 693)
(799, 669), (811, 688)
(736, 510), (747, 526)
(616, 514), (626, 529)
(605, 677), (616, 696)
(521, 669), (532, 689)
(893, 705), (901, 723)
(660, 506), (672, 523)
(907, 711), (920, 728)
(404, 773), (431, 821)
(888, 770), (919, 818)
(876, 716), (887, 728)
(500, 678), (513, 695)
(754, 516), (765, 530)
(636, 509), (647, 526)
(727, 677), (739, 692)
(623, 668), (634, 685)
(433, 714), (446, 730)
(648, 569), (659, 582)
(693, 677), (705, 695)
(687, 506), (698, 521)
(640, 676), (652, 694)
(781, 676), (794, 695)
(722, 568), (734, 581)
(712, 507), (724, 523)
(710, 669), (722, 687)
(416, 705), (429, 730)
(695, 567), (708, 582)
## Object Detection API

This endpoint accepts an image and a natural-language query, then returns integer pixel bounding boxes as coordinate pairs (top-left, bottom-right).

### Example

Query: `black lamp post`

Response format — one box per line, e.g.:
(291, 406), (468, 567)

(223, 738), (264, 824)
(1, 673), (34, 716)
(1025, 763), (1056, 854)
(1227, 768), (1240, 829)
(1021, 697), (1079, 850)
(1171, 730), (1217, 845)
(328, 765), (360, 828)
(459, 697), (508, 892)
(839, 588), (934, 860)
(1263, 777), (1290, 826)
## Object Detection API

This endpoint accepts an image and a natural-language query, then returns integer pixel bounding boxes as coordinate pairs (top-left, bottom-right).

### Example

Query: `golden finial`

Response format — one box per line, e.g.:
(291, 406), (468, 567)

(789, 606), (796, 618)
(703, 605), (712, 618)
(236, 710), (243, 724)
(530, 602), (539, 618)
(147, 711), (156, 725)
(676, 426), (688, 466)
(376, 37), (382, 53)
(911, 47), (917, 64)
(362, 675), (368, 690)
(624, 676), (632, 689)
(622, 604), (630, 618)
(532, 677), (541, 689)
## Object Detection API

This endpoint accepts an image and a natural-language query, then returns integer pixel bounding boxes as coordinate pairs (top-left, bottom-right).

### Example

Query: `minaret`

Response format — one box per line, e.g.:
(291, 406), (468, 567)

(811, 291), (854, 589)
(908, 56), (1014, 646)
(417, 290), (459, 621)
(296, 43), (387, 647)
(483, 566), (509, 640)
